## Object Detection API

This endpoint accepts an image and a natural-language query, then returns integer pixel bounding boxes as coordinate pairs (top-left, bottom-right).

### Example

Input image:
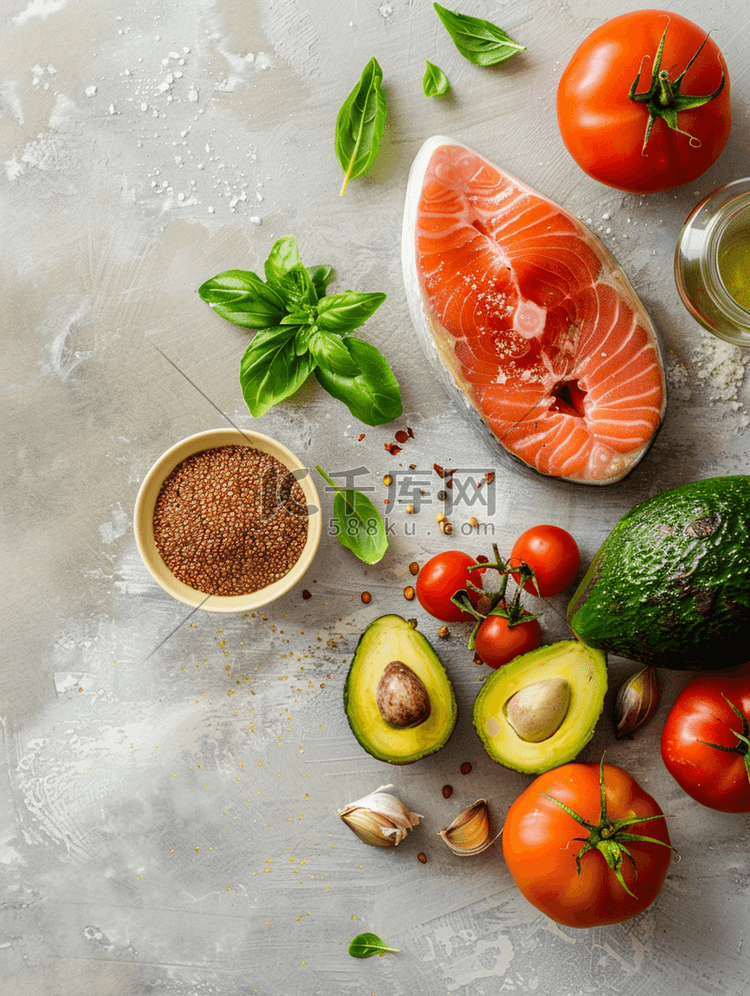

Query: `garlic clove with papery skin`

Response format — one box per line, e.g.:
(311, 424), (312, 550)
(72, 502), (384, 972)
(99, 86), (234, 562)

(614, 666), (660, 739)
(338, 784), (422, 847)
(438, 799), (500, 856)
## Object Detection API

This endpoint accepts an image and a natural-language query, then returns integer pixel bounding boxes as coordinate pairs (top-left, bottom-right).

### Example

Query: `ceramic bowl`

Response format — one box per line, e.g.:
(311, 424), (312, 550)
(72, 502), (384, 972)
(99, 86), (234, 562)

(134, 427), (321, 613)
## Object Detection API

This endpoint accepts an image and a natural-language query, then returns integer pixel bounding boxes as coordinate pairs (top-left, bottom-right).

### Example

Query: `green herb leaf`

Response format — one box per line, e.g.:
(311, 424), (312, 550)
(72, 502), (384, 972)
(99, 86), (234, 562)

(317, 469), (389, 565)
(197, 270), (288, 329)
(307, 264), (336, 298)
(308, 328), (362, 377)
(423, 60), (451, 98)
(433, 3), (526, 66)
(317, 291), (387, 333)
(348, 932), (400, 958)
(275, 263), (318, 310)
(314, 336), (402, 426)
(335, 57), (387, 196)
(239, 325), (314, 417)
(264, 236), (304, 285)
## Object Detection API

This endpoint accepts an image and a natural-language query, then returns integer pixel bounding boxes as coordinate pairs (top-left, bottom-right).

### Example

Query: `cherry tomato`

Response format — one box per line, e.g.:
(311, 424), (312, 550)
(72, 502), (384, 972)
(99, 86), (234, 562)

(510, 525), (580, 597)
(661, 668), (750, 813)
(415, 550), (483, 622)
(474, 612), (542, 669)
(503, 762), (671, 927)
(557, 10), (731, 193)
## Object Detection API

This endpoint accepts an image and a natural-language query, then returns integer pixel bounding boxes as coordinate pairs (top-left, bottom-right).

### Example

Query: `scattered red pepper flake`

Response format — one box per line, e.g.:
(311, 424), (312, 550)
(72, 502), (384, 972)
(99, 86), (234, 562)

(433, 463), (445, 478)
(485, 472), (495, 484)
(384, 442), (402, 455)
(357, 433), (365, 442)
(407, 427), (415, 439)
(409, 463), (417, 470)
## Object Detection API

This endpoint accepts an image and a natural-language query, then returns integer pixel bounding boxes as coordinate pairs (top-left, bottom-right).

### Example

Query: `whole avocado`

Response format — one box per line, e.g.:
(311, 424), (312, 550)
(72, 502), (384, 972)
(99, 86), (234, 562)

(567, 476), (750, 670)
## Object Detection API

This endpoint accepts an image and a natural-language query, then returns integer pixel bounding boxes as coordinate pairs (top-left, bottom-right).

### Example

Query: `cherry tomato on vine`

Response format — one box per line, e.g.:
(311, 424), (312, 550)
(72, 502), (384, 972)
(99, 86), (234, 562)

(474, 612), (542, 669)
(510, 525), (580, 597)
(661, 668), (750, 813)
(415, 550), (483, 622)
(557, 10), (731, 193)
(503, 761), (671, 928)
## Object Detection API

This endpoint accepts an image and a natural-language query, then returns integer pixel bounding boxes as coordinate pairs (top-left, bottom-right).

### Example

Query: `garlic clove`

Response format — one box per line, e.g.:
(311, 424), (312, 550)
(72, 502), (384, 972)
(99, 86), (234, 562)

(614, 666), (660, 739)
(438, 799), (500, 856)
(338, 784), (422, 847)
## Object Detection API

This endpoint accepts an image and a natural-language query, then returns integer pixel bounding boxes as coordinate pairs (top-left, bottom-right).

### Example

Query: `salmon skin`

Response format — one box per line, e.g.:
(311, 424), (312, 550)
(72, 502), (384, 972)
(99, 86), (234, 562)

(402, 137), (667, 485)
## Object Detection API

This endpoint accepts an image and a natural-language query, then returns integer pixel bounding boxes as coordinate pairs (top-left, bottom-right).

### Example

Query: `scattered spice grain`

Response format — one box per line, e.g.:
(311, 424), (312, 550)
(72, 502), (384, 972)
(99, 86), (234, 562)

(437, 625), (450, 639)
(417, 852), (428, 864)
(460, 762), (472, 775)
(403, 585), (415, 601)
(394, 429), (409, 444)
(409, 561), (420, 576)
(442, 785), (453, 799)
(152, 444), (307, 597)
(361, 591), (372, 604)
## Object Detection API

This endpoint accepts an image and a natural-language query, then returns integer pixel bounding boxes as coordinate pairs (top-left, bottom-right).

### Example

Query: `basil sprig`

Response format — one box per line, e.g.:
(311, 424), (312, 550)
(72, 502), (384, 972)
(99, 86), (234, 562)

(199, 237), (402, 425)
(316, 467), (388, 565)
(423, 60), (451, 98)
(335, 57), (387, 196)
(434, 3), (526, 66)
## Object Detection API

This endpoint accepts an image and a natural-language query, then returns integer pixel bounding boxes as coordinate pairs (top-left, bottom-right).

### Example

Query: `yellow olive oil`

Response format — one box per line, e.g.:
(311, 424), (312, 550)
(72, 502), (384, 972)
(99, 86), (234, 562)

(718, 226), (750, 310)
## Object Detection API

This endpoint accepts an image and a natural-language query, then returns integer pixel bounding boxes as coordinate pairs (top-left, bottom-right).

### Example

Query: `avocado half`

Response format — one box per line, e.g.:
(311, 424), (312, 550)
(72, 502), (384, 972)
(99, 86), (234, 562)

(472, 641), (607, 774)
(567, 476), (750, 669)
(344, 615), (458, 764)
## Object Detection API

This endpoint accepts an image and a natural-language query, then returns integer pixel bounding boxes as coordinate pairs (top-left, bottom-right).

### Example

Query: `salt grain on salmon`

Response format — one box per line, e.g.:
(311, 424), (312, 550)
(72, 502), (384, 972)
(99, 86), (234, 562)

(402, 137), (667, 485)
(153, 445), (308, 596)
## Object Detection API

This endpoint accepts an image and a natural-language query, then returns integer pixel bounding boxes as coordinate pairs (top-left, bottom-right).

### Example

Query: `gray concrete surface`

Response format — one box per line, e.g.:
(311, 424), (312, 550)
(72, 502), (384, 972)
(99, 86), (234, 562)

(2, 1), (749, 994)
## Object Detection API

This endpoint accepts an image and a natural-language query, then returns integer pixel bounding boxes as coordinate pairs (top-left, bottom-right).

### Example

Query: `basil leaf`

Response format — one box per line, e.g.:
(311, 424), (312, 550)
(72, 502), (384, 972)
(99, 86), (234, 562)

(433, 3), (526, 66)
(423, 60), (451, 98)
(317, 291), (386, 333)
(307, 264), (335, 298)
(348, 932), (400, 959)
(317, 469), (388, 566)
(280, 309), (315, 326)
(239, 325), (314, 417)
(197, 270), (287, 329)
(275, 263), (317, 309)
(314, 336), (402, 426)
(308, 328), (361, 377)
(335, 56), (387, 197)
(264, 236), (304, 285)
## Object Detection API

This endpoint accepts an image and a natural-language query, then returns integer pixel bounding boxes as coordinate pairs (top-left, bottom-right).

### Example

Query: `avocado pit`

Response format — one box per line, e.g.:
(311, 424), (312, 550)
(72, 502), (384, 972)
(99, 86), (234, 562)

(504, 678), (571, 743)
(376, 660), (431, 728)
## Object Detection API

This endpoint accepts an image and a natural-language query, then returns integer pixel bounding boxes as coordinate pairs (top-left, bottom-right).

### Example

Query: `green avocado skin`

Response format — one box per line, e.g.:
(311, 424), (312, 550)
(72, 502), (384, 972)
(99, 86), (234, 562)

(567, 476), (750, 670)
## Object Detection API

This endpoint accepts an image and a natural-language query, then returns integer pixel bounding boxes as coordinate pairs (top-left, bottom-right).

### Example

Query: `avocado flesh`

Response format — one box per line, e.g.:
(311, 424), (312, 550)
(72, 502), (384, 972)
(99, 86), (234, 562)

(345, 615), (458, 764)
(567, 476), (750, 670)
(473, 641), (607, 774)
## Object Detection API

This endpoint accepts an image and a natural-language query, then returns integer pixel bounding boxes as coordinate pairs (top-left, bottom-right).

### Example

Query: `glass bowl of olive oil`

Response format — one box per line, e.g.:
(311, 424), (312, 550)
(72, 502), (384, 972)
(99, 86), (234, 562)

(675, 177), (750, 347)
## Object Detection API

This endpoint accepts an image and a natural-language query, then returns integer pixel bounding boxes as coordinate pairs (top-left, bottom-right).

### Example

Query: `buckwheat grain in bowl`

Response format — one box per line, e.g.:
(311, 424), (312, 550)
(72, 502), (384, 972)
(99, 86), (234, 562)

(134, 429), (321, 612)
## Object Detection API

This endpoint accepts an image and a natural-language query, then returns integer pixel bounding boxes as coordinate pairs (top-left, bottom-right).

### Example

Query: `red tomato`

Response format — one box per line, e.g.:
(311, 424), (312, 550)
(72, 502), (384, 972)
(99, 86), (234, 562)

(474, 612), (542, 668)
(661, 668), (750, 813)
(415, 550), (483, 622)
(503, 762), (671, 927)
(557, 10), (731, 193)
(510, 525), (580, 597)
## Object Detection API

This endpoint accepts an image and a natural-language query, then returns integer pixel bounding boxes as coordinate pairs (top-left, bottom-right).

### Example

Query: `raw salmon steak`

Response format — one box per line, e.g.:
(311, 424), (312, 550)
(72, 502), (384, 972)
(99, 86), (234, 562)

(402, 137), (667, 485)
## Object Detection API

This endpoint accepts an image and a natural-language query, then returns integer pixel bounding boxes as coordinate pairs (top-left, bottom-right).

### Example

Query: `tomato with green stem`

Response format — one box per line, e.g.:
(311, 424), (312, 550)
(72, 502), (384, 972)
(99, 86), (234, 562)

(661, 668), (750, 813)
(557, 10), (731, 193)
(416, 550), (484, 622)
(503, 760), (672, 927)
(510, 525), (580, 598)
(452, 545), (541, 668)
